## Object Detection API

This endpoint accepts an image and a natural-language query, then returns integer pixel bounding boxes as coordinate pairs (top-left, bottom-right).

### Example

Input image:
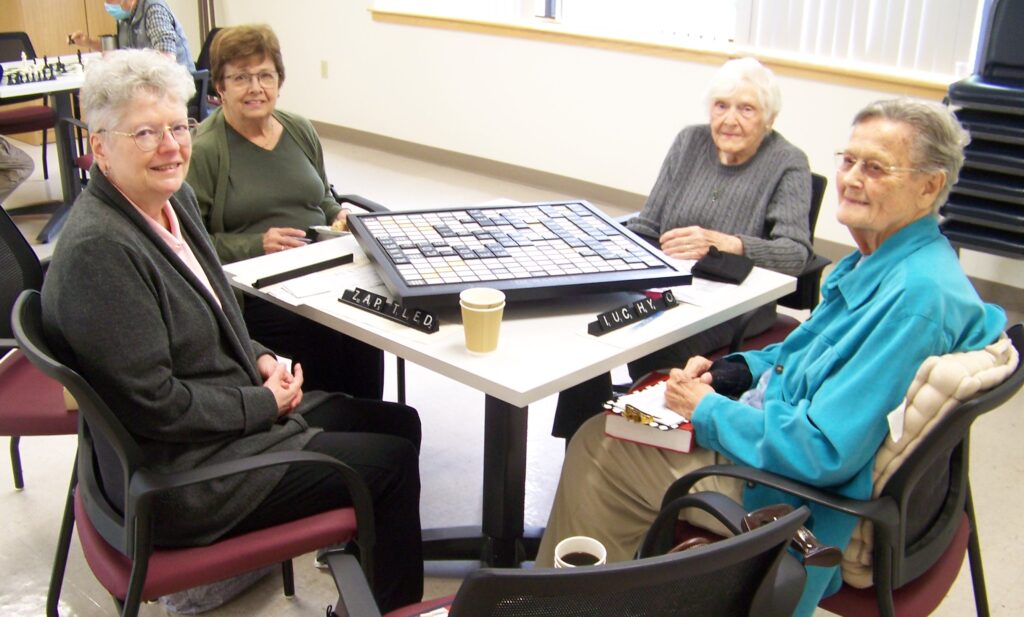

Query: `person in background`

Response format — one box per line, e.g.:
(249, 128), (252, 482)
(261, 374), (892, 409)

(553, 57), (812, 442)
(71, 0), (195, 71)
(187, 24), (384, 398)
(41, 49), (422, 612)
(0, 136), (34, 204)
(537, 98), (1006, 617)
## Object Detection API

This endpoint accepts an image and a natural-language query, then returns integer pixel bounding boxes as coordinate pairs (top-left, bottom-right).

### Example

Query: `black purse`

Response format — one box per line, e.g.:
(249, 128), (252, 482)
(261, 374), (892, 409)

(691, 246), (754, 284)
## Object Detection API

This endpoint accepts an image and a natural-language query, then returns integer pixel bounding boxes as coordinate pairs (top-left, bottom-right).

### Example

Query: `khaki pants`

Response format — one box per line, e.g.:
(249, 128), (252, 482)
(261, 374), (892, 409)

(536, 414), (743, 567)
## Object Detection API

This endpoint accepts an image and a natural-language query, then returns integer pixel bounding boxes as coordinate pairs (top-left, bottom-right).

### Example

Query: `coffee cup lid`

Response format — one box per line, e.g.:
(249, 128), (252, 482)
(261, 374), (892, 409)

(459, 287), (505, 309)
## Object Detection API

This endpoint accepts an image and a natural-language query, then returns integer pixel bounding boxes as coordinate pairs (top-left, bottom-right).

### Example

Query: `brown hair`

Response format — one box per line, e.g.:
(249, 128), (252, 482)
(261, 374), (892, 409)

(209, 24), (285, 89)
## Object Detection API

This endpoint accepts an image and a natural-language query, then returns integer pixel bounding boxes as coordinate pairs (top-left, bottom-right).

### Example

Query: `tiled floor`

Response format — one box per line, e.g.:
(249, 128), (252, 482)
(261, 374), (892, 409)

(2, 136), (1022, 616)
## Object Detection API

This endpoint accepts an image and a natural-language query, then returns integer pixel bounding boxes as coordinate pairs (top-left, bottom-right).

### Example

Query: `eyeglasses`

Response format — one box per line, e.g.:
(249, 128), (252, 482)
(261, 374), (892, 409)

(223, 71), (279, 88)
(102, 119), (198, 152)
(834, 151), (928, 180)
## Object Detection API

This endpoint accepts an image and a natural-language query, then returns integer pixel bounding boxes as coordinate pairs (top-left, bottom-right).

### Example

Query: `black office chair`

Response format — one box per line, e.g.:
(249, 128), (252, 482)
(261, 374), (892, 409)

(662, 323), (1024, 617)
(715, 172), (831, 356)
(192, 28), (222, 118)
(0, 31), (58, 182)
(189, 69), (212, 121)
(327, 492), (811, 617)
(0, 204), (76, 489)
(11, 289), (377, 617)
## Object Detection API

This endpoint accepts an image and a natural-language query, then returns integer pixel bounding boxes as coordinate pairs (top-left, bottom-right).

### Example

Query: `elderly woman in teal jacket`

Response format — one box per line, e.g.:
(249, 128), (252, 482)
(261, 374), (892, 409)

(186, 24), (384, 399)
(536, 99), (1006, 617)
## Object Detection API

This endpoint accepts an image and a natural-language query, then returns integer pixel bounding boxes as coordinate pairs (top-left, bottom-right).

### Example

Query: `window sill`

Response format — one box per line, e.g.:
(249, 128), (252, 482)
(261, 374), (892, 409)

(370, 8), (952, 100)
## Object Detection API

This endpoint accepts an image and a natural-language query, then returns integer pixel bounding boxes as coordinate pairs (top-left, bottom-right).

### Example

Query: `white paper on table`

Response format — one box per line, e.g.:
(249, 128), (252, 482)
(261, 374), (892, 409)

(279, 260), (385, 298)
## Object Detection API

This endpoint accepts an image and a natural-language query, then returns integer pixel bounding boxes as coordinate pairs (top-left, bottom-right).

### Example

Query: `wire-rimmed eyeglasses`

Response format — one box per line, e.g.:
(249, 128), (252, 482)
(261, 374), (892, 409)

(101, 119), (199, 152)
(834, 151), (929, 180)
(223, 71), (279, 89)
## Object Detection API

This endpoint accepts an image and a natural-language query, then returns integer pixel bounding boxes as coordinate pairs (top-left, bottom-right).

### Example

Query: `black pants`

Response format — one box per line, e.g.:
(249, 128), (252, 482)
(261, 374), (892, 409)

(243, 295), (385, 399)
(551, 304), (777, 440)
(230, 396), (423, 612)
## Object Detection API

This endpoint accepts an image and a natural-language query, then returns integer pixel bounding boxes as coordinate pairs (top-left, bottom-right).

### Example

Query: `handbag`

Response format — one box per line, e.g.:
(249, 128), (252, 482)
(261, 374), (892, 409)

(691, 246), (754, 284)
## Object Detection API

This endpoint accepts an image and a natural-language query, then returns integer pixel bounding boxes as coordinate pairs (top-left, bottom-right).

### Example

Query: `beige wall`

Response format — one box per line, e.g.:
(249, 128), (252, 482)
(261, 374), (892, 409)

(211, 0), (1021, 290)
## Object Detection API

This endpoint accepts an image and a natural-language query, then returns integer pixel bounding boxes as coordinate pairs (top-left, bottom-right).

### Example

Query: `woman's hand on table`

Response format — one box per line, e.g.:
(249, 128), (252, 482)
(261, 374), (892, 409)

(660, 226), (743, 260)
(262, 227), (310, 253)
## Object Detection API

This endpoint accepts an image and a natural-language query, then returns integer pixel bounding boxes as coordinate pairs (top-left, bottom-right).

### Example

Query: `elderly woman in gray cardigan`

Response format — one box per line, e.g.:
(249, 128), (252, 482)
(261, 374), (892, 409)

(553, 57), (813, 441)
(40, 50), (422, 613)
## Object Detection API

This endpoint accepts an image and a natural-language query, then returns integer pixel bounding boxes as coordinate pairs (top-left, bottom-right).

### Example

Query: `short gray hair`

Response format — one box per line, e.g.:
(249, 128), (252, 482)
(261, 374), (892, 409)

(853, 99), (969, 213)
(81, 49), (195, 133)
(705, 57), (782, 124)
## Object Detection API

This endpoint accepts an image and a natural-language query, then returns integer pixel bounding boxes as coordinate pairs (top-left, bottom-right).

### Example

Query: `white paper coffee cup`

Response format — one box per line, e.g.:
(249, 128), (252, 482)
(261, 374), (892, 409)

(553, 536), (607, 568)
(459, 288), (505, 354)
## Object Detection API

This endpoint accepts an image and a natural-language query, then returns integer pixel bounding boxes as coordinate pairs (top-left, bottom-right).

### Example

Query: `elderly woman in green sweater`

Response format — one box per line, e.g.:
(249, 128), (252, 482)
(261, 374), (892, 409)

(187, 24), (383, 399)
(553, 57), (813, 441)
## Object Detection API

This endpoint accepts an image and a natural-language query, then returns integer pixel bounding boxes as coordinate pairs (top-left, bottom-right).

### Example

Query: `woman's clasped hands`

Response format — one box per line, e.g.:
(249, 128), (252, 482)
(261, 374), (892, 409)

(258, 355), (304, 416)
(664, 356), (715, 417)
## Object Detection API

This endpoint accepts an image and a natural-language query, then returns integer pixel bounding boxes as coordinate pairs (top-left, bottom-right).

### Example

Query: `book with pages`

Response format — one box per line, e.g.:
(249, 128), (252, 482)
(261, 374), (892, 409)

(603, 378), (694, 453)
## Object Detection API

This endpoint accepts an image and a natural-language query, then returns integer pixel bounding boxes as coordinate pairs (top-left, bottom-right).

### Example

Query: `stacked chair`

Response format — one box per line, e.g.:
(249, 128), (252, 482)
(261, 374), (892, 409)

(942, 0), (1024, 260)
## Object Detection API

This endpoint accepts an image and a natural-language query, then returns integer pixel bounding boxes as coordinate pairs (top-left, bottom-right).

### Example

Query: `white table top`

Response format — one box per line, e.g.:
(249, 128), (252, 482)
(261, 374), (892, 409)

(224, 235), (796, 408)
(0, 53), (94, 99)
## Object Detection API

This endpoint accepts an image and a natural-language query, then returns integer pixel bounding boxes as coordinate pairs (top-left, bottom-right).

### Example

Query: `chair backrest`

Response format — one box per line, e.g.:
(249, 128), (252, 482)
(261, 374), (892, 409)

(0, 205), (44, 349)
(189, 69), (212, 120)
(878, 323), (1024, 588)
(0, 31), (35, 62)
(195, 27), (222, 73)
(776, 172), (829, 312)
(448, 499), (809, 617)
(975, 0), (1024, 85)
(12, 290), (146, 556)
(808, 172), (827, 234)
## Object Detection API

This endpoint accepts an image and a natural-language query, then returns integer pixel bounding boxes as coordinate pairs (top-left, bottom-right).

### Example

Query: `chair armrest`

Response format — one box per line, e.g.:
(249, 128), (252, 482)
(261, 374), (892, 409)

(614, 211), (638, 225)
(126, 450), (376, 586)
(637, 490), (750, 558)
(330, 185), (389, 214)
(58, 116), (90, 132)
(325, 552), (383, 617)
(666, 464), (898, 525)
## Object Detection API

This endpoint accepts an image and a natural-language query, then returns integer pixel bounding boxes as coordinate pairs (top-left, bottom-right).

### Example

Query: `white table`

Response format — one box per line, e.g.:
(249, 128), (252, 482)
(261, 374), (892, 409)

(1, 54), (92, 242)
(224, 235), (796, 565)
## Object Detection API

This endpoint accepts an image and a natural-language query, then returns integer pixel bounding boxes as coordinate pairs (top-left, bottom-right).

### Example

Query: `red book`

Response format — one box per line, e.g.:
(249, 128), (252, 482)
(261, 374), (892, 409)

(603, 377), (694, 453)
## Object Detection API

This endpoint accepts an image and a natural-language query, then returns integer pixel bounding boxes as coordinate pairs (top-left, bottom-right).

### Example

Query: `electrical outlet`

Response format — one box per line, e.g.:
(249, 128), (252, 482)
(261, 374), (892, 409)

(320, 60), (328, 79)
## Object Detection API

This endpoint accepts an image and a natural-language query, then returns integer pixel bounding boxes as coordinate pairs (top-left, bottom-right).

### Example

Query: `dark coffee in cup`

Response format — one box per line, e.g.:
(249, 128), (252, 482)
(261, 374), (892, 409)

(560, 551), (600, 566)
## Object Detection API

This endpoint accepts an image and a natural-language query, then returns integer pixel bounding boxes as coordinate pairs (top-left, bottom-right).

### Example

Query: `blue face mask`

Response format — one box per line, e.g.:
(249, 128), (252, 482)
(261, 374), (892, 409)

(104, 3), (132, 21)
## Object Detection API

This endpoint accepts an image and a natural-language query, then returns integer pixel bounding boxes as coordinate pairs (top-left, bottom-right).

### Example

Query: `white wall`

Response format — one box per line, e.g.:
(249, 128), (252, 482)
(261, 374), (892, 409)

(211, 0), (1023, 289)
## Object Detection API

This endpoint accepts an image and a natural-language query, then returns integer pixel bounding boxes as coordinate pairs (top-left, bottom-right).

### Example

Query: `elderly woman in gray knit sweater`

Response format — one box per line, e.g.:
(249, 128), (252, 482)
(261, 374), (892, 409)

(553, 57), (812, 441)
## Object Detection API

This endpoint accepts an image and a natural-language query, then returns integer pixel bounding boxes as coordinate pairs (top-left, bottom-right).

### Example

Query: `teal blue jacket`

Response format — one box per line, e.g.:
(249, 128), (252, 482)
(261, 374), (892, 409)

(691, 216), (1005, 616)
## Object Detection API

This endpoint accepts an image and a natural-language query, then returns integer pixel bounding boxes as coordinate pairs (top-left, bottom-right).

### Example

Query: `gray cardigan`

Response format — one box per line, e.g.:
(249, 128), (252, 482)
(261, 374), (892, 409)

(41, 169), (326, 546)
(628, 125), (812, 276)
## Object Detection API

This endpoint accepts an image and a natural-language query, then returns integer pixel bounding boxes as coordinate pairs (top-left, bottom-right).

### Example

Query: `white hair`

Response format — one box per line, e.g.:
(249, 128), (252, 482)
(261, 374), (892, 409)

(853, 99), (970, 213)
(80, 48), (195, 133)
(704, 57), (782, 124)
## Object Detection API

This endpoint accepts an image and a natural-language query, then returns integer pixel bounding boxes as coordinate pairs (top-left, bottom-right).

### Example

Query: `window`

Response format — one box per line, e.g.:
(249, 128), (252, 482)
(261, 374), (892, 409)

(374, 0), (986, 82)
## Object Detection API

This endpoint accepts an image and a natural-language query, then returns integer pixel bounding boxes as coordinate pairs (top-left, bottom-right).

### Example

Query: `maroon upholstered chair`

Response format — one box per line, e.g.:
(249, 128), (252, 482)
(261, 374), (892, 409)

(0, 203), (75, 489)
(12, 290), (376, 617)
(0, 32), (59, 180)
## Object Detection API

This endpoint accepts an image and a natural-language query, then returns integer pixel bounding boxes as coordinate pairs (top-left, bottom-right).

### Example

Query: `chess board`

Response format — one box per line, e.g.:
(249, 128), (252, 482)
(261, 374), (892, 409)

(0, 57), (82, 86)
(347, 201), (691, 308)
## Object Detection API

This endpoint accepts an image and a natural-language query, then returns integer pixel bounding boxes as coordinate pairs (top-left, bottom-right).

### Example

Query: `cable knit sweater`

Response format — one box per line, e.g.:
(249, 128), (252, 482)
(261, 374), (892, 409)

(628, 125), (812, 275)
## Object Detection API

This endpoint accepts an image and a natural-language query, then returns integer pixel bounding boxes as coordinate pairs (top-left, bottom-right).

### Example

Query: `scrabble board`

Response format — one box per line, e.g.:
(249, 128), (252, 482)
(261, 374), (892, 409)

(347, 201), (691, 308)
